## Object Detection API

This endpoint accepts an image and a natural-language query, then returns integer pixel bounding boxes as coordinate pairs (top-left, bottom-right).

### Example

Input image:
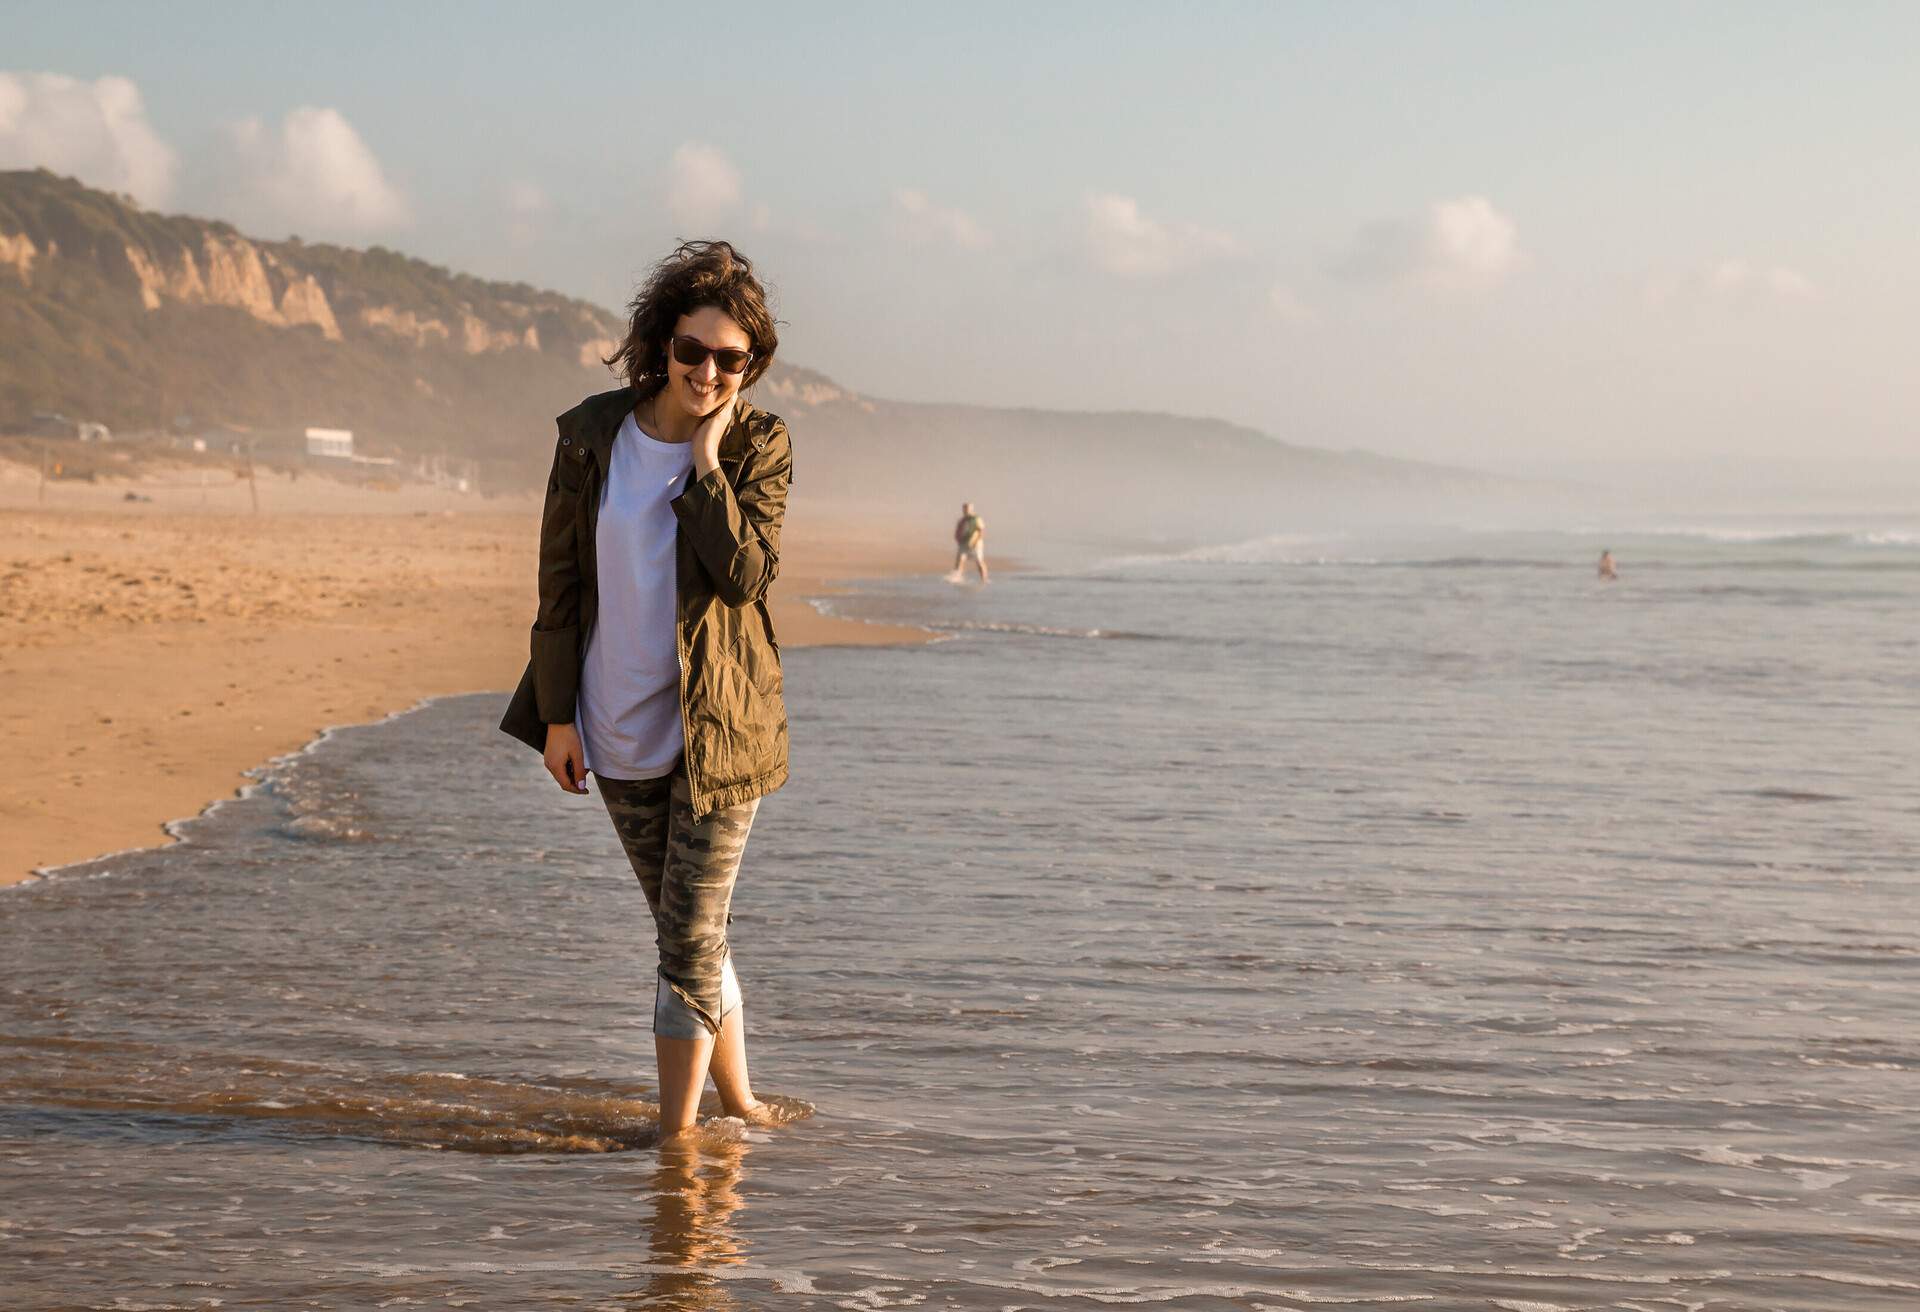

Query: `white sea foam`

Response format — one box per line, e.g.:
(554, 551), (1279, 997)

(1786, 1270), (1920, 1290)
(15, 692), (448, 885)
(1098, 533), (1352, 567)
(1640, 524), (1920, 548)
(930, 618), (1146, 640)
(1097, 522), (1920, 573)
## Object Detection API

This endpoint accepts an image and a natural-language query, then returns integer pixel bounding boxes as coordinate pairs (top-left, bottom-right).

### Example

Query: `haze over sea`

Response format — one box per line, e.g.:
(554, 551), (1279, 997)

(3, 514), (1917, 1309)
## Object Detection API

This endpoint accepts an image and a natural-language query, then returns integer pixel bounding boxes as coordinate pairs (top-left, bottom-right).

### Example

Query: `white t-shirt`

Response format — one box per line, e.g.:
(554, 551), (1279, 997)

(575, 411), (695, 780)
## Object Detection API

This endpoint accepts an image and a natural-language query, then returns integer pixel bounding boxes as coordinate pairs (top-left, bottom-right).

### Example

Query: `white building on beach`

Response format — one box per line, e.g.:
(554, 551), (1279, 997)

(305, 427), (353, 459)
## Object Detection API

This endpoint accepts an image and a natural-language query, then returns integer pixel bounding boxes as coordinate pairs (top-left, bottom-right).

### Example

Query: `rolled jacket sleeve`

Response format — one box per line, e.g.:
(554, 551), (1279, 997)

(671, 421), (791, 607)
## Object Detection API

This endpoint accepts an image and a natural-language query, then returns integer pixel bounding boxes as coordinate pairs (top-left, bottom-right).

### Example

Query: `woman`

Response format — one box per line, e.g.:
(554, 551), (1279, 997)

(499, 240), (792, 1141)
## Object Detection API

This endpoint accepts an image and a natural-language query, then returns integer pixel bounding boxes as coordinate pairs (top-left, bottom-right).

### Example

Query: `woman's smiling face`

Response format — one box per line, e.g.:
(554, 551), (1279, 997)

(662, 306), (753, 420)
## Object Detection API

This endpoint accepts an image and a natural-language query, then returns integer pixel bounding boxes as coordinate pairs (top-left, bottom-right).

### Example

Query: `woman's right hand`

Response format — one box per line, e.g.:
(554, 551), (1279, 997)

(543, 723), (589, 794)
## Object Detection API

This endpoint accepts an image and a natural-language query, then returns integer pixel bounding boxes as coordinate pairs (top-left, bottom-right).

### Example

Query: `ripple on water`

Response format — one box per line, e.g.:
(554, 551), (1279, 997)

(4, 544), (1919, 1307)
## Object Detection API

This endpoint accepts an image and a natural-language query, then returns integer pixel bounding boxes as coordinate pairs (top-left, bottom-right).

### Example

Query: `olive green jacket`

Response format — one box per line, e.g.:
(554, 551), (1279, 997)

(498, 387), (792, 816)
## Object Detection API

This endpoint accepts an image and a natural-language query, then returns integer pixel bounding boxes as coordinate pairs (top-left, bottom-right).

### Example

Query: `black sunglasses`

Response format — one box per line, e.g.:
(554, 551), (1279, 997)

(670, 335), (754, 375)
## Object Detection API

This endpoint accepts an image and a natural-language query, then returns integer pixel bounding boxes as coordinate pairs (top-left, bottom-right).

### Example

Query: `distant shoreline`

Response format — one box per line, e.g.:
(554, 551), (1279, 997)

(0, 466), (949, 886)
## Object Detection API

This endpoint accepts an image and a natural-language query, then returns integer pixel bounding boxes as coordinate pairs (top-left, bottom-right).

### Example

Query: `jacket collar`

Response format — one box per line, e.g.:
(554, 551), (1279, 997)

(554, 387), (635, 470)
(557, 385), (765, 471)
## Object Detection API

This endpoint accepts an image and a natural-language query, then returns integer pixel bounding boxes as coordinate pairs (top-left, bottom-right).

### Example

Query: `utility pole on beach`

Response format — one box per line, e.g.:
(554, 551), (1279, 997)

(245, 438), (260, 514)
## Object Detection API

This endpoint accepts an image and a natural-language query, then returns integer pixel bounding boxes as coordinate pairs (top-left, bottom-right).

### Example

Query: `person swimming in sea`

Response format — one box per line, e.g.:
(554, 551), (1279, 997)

(1598, 549), (1618, 581)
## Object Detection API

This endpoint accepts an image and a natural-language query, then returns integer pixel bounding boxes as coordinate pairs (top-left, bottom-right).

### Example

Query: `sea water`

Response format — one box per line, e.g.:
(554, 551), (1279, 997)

(3, 518), (1917, 1309)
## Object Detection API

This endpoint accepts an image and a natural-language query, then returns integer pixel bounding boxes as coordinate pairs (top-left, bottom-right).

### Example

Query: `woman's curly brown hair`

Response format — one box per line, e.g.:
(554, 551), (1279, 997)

(605, 240), (779, 398)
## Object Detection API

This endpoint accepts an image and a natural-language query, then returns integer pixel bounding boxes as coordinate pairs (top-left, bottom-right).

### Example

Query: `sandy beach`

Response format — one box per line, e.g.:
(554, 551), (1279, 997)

(0, 458), (947, 886)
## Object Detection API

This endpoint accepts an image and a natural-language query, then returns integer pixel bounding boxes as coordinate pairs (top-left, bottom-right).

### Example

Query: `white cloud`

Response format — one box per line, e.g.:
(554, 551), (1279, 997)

(1082, 192), (1235, 278)
(0, 71), (177, 206)
(1334, 194), (1521, 290)
(222, 106), (409, 233)
(892, 188), (991, 249)
(667, 142), (742, 230)
(1645, 259), (1817, 309)
(1267, 283), (1314, 324)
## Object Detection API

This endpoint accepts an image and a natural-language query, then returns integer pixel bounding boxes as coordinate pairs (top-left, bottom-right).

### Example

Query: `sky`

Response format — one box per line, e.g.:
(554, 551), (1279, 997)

(5, 1), (1919, 481)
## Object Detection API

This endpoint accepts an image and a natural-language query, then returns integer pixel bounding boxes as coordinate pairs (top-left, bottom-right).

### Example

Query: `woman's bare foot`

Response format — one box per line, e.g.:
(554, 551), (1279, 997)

(726, 1098), (780, 1128)
(719, 1093), (815, 1129)
(655, 1120), (701, 1147)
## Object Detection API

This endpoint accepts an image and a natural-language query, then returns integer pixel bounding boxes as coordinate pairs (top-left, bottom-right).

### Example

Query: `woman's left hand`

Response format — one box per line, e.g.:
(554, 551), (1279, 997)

(690, 397), (736, 480)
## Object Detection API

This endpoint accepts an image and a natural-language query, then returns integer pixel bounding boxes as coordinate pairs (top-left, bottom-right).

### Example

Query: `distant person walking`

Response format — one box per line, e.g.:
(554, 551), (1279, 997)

(1598, 549), (1618, 581)
(950, 502), (989, 583)
(500, 241), (793, 1144)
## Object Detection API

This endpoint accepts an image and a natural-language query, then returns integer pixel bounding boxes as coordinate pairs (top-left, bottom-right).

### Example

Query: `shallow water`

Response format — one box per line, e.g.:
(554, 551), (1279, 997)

(3, 521), (1918, 1309)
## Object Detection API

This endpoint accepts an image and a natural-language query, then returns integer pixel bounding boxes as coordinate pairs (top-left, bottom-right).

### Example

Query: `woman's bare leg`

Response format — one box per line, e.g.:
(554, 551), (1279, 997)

(655, 1033), (715, 1138)
(707, 1005), (777, 1124)
(707, 1006), (752, 1111)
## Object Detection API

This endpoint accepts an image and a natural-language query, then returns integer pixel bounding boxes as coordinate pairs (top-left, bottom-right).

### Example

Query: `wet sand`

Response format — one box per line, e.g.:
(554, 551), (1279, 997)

(0, 464), (946, 885)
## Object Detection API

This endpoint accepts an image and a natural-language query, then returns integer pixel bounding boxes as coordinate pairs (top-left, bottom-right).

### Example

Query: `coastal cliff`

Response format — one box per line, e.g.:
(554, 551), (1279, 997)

(2, 168), (1511, 528)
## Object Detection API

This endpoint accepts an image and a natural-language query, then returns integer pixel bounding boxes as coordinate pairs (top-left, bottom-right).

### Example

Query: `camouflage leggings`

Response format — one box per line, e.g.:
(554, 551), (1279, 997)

(596, 770), (760, 1038)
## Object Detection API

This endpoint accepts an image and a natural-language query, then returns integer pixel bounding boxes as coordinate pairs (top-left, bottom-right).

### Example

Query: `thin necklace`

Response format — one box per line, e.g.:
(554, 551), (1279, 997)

(643, 393), (690, 445)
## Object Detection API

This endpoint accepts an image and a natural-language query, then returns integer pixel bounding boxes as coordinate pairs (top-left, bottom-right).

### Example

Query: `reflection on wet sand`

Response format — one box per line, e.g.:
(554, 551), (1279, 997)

(637, 1131), (752, 1310)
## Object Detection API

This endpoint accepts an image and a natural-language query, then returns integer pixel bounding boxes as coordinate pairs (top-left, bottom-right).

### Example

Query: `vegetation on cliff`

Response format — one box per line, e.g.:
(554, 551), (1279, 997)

(0, 170), (623, 488)
(2, 169), (1510, 529)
